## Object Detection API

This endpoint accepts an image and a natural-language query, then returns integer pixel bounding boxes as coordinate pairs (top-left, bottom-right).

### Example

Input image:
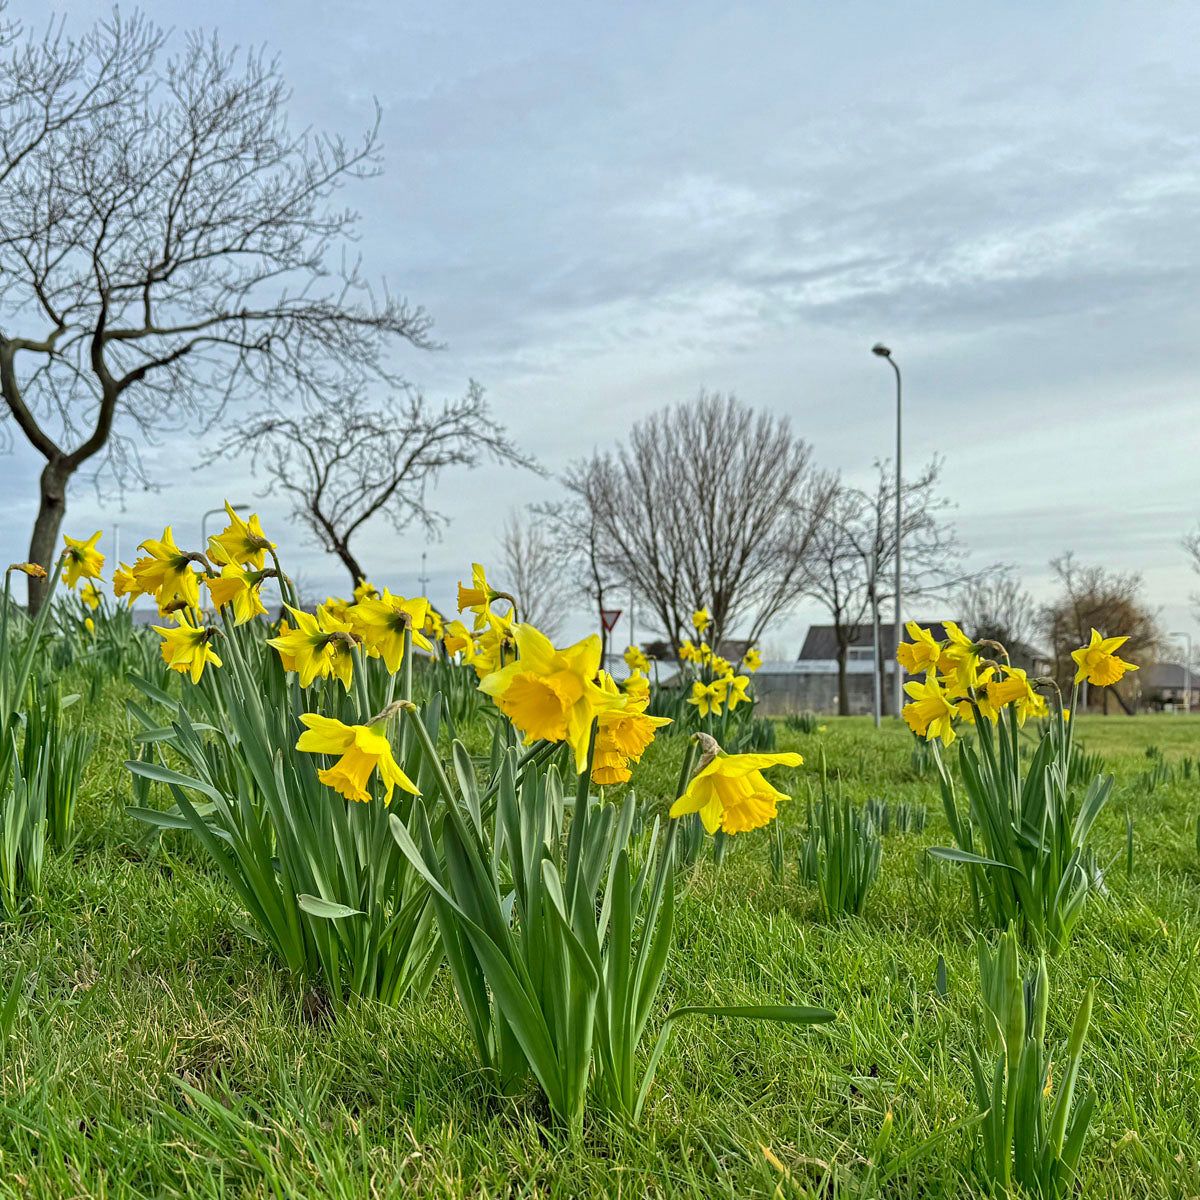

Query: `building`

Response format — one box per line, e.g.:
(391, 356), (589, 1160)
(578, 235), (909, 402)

(1141, 662), (1198, 712)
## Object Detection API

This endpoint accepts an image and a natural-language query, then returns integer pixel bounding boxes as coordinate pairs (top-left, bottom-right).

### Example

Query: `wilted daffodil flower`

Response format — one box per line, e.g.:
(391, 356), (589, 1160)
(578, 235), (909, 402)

(62, 530), (104, 588)
(1071, 629), (1139, 688)
(670, 734), (803, 835)
(296, 712), (418, 804)
(153, 612), (222, 684)
(207, 502), (275, 569)
(902, 672), (958, 746)
(478, 623), (625, 773)
(134, 527), (206, 611)
(349, 590), (434, 673)
(8, 561), (47, 580)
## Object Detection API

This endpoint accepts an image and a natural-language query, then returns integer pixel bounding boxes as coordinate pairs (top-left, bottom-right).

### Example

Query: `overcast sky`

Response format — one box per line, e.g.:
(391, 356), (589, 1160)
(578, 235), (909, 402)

(3, 1), (1198, 658)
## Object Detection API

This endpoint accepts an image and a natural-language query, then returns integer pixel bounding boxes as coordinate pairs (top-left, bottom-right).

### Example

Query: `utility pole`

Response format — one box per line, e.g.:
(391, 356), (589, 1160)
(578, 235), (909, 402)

(418, 550), (430, 596)
(873, 343), (903, 719)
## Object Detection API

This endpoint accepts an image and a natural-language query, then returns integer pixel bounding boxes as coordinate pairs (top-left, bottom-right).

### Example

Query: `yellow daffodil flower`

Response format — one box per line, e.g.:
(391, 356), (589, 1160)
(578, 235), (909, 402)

(267, 604), (356, 690)
(207, 564), (269, 626)
(296, 713), (418, 803)
(623, 644), (650, 673)
(741, 647), (762, 673)
(692, 608), (711, 635)
(206, 503), (275, 569)
(457, 562), (499, 628)
(62, 531), (104, 589)
(710, 655), (732, 676)
(670, 741), (803, 835)
(111, 562), (138, 606)
(1070, 629), (1139, 687)
(152, 612), (222, 684)
(591, 672), (671, 786)
(687, 678), (728, 717)
(723, 673), (752, 712)
(678, 639), (700, 663)
(902, 672), (958, 746)
(471, 609), (515, 679)
(442, 618), (477, 660)
(478, 623), (626, 772)
(622, 670), (650, 706)
(79, 581), (102, 611)
(353, 579), (379, 604)
(348, 589), (434, 672)
(134, 527), (205, 610)
(896, 621), (942, 675)
(422, 607), (444, 641)
(985, 665), (1047, 726)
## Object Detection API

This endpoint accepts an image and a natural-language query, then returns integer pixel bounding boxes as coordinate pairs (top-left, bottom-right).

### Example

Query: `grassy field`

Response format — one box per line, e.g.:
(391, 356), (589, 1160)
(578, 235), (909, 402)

(1, 696), (1198, 1198)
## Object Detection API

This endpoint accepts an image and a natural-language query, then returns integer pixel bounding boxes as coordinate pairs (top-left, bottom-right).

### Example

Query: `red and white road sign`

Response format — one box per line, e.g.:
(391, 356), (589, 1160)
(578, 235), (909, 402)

(600, 609), (622, 633)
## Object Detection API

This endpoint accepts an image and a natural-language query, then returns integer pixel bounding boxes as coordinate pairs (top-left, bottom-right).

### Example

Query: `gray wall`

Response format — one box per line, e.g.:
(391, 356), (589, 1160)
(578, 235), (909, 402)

(752, 670), (879, 716)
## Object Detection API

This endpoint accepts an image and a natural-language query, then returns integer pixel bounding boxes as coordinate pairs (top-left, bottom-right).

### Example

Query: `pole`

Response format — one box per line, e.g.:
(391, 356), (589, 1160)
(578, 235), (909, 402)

(629, 585), (635, 654)
(1171, 631), (1193, 713)
(419, 550), (429, 596)
(869, 550), (881, 728)
(872, 343), (903, 718)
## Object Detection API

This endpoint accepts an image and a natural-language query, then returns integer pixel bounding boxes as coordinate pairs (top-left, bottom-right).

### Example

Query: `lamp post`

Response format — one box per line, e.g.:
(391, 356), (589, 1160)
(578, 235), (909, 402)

(1171, 630), (1193, 713)
(201, 503), (249, 550)
(873, 342), (902, 718)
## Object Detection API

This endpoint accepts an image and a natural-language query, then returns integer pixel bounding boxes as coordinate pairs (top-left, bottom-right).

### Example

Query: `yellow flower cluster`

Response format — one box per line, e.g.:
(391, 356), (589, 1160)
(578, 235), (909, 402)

(897, 620), (1139, 745)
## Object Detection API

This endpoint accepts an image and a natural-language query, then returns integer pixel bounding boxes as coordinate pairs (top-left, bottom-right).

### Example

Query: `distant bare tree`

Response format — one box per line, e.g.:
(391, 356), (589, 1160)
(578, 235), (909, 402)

(499, 509), (569, 637)
(1040, 553), (1162, 713)
(560, 392), (835, 650)
(804, 459), (973, 716)
(958, 566), (1037, 651)
(0, 12), (433, 608)
(217, 384), (533, 590)
(1184, 525), (1200, 620)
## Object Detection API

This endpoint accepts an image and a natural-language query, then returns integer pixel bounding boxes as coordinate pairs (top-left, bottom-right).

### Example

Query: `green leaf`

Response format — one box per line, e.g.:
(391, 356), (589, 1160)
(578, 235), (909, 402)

(297, 894), (366, 920)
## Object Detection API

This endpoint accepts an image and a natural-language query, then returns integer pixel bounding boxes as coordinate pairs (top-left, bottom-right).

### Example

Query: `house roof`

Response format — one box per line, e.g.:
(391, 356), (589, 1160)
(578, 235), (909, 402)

(1143, 662), (1198, 689)
(798, 622), (960, 661)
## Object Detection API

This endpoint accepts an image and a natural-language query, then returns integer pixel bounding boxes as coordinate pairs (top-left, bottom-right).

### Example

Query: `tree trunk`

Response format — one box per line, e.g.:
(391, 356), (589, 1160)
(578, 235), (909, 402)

(26, 457), (72, 614)
(334, 542), (367, 594)
(836, 645), (850, 716)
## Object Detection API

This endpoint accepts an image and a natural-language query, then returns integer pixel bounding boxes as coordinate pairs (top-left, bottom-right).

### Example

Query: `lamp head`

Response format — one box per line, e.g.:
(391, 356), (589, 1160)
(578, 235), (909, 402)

(872, 343), (892, 358)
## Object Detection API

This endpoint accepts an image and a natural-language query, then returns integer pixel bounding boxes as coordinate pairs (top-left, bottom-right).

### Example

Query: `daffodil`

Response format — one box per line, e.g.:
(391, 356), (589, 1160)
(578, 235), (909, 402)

(687, 678), (727, 717)
(985, 665), (1047, 726)
(623, 644), (650, 673)
(723, 673), (751, 712)
(478, 623), (625, 772)
(353, 579), (379, 604)
(152, 612), (222, 684)
(591, 672), (671, 785)
(79, 581), (102, 611)
(134, 527), (205, 610)
(206, 503), (275, 569)
(670, 738), (803, 835)
(422, 607), (444, 641)
(902, 672), (958, 746)
(207, 564), (270, 626)
(349, 590), (434, 673)
(62, 531), (104, 588)
(471, 609), (516, 679)
(111, 562), (138, 605)
(622, 670), (650, 706)
(296, 713), (418, 803)
(710, 655), (732, 676)
(267, 604), (357, 690)
(1071, 629), (1139, 688)
(457, 563), (499, 628)
(896, 621), (942, 675)
(692, 608), (711, 635)
(741, 647), (762, 673)
(8, 561), (47, 580)
(442, 618), (477, 660)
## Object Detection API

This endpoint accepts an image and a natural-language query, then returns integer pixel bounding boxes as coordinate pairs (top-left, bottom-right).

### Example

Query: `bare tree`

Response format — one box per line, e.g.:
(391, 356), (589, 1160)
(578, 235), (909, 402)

(957, 566), (1037, 651)
(559, 392), (834, 650)
(499, 509), (569, 637)
(1184, 525), (1200, 620)
(0, 12), (434, 608)
(804, 459), (972, 716)
(217, 384), (533, 590)
(1040, 552), (1161, 714)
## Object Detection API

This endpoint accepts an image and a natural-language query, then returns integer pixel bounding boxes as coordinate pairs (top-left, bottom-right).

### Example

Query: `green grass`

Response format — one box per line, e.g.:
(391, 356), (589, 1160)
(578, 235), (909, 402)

(2, 704), (1199, 1197)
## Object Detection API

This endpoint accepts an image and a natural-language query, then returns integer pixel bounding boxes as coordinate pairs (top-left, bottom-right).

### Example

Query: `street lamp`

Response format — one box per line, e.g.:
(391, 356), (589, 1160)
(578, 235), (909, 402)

(201, 503), (249, 549)
(1170, 630), (1193, 713)
(873, 342), (902, 719)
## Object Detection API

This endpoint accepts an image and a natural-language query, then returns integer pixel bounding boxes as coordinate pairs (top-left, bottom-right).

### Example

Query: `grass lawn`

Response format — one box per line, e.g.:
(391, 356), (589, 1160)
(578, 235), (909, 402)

(1, 698), (1199, 1198)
